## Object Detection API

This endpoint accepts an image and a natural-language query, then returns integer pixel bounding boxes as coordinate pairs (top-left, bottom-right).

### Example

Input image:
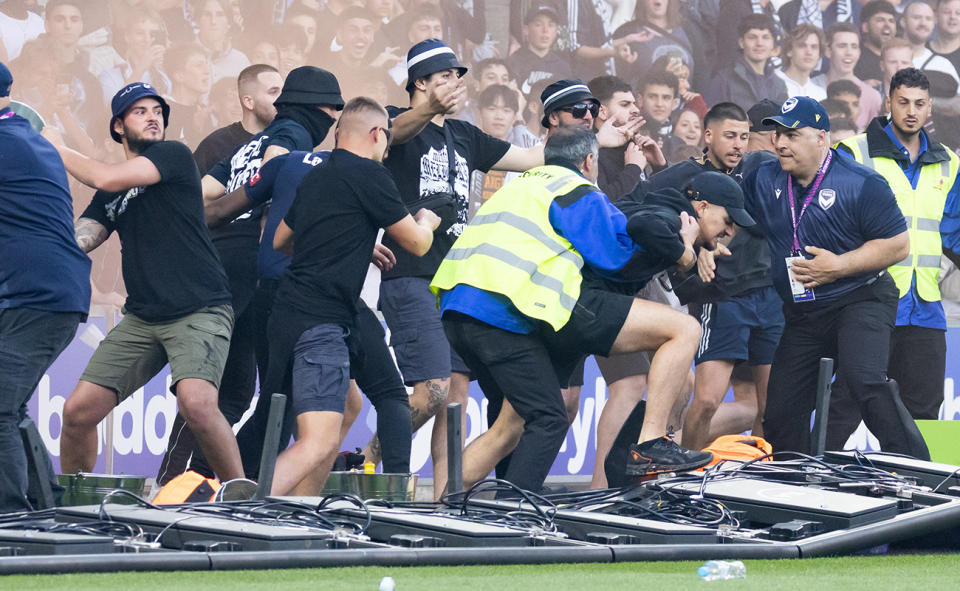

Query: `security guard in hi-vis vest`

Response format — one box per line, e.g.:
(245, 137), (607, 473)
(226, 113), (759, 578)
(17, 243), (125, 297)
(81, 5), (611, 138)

(431, 126), (761, 493)
(828, 67), (960, 448)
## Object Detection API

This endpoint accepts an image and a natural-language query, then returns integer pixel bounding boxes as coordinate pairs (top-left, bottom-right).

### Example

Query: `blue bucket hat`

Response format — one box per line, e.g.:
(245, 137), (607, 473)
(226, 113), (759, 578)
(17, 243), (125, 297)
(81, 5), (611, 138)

(109, 82), (170, 143)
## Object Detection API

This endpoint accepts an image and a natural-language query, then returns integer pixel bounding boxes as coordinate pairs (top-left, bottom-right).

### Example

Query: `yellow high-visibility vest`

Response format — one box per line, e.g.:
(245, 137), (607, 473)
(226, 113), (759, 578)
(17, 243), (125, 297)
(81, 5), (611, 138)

(838, 133), (959, 300)
(430, 165), (592, 330)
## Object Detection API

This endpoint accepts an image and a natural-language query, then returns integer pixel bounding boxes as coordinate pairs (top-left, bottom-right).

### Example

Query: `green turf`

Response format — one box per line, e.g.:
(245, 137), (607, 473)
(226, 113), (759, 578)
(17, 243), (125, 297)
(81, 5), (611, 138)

(3, 553), (957, 590)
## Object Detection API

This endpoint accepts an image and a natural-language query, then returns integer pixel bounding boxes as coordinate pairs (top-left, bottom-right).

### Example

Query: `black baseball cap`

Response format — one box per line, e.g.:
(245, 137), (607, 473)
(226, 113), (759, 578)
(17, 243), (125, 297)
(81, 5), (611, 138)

(275, 66), (345, 109)
(109, 82), (170, 143)
(540, 79), (599, 128)
(748, 99), (780, 132)
(763, 96), (830, 131)
(0, 61), (11, 97)
(684, 171), (755, 227)
(525, 3), (562, 24)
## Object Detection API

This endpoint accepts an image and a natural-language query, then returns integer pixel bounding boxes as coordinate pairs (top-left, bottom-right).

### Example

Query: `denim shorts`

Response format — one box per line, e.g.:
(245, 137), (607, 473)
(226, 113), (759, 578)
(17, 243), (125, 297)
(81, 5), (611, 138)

(379, 276), (469, 385)
(291, 323), (351, 415)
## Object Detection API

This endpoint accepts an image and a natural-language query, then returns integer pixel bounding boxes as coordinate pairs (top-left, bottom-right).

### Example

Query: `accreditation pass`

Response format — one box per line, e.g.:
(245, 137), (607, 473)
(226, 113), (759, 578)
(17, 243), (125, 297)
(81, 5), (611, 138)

(785, 255), (815, 302)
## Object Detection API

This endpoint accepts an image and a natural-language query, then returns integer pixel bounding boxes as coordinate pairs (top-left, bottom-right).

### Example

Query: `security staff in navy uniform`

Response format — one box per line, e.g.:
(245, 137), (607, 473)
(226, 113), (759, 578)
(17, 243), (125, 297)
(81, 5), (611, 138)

(712, 96), (929, 458)
(827, 68), (960, 448)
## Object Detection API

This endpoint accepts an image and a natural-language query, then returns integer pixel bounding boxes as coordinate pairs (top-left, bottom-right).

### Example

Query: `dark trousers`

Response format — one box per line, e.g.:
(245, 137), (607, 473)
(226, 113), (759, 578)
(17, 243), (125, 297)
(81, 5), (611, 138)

(826, 325), (946, 449)
(443, 314), (569, 493)
(0, 308), (81, 513)
(156, 245), (258, 484)
(764, 276), (929, 459)
(236, 291), (412, 477)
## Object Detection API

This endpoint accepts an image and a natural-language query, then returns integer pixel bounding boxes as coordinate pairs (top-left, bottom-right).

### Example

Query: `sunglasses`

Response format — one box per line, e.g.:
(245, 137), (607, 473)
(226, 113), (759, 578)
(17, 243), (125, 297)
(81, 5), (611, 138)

(559, 102), (600, 119)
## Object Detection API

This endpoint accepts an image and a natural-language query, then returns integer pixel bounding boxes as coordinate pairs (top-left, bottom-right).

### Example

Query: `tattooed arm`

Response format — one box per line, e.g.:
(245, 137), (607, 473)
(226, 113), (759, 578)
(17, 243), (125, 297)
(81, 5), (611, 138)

(75, 217), (110, 253)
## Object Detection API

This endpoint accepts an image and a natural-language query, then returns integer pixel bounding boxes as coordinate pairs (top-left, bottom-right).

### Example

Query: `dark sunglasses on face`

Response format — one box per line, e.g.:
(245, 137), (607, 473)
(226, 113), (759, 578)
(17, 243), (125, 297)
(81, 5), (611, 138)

(559, 102), (600, 119)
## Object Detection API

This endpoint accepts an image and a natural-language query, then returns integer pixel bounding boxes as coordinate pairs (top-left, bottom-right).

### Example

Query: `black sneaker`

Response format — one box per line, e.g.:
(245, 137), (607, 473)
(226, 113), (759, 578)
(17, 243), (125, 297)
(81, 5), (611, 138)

(625, 436), (714, 476)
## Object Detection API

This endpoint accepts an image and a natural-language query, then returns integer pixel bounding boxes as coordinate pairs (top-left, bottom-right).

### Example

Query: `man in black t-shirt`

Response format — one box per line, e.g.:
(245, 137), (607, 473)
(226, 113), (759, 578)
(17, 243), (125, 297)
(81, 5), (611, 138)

(365, 39), (548, 498)
(43, 82), (243, 482)
(266, 97), (440, 495)
(155, 64), (283, 485)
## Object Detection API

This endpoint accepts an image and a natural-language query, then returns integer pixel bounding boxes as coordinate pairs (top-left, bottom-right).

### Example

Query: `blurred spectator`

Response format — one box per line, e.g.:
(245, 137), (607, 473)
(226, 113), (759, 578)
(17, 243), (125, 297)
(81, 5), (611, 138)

(715, 0), (784, 71)
(777, 0), (859, 34)
(458, 57), (516, 124)
(98, 9), (171, 103)
(366, 0), (405, 25)
(816, 23), (882, 130)
(820, 96), (854, 121)
(476, 84), (539, 146)
(881, 37), (918, 98)
(507, 4), (572, 99)
(0, 0), (43, 62)
(193, 0), (250, 81)
(11, 40), (98, 156)
(386, 5), (446, 86)
(651, 53), (707, 119)
(704, 14), (788, 109)
(209, 75), (243, 126)
(672, 106), (703, 148)
(855, 0), (898, 89)
(521, 76), (553, 138)
(827, 79), (863, 128)
(637, 69), (687, 158)
(165, 42), (216, 147)
(902, 0), (960, 97)
(245, 37), (281, 70)
(613, 0), (695, 87)
(776, 24), (827, 100)
(155, 0), (195, 45)
(930, 0), (960, 75)
(315, 0), (365, 59)
(276, 24), (310, 78)
(324, 7), (398, 105)
(286, 8), (320, 59)
(383, 0), (486, 59)
(38, 0), (110, 146)
(829, 115), (858, 141)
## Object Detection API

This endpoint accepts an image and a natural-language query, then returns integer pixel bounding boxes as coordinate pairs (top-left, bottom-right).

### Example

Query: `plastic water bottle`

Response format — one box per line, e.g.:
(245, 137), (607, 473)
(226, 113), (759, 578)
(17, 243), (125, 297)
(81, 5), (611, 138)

(378, 576), (395, 591)
(697, 560), (746, 581)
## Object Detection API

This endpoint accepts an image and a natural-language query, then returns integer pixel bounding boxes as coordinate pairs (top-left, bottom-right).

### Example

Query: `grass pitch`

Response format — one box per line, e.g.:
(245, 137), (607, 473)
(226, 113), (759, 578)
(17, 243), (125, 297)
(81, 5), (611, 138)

(2, 552), (955, 590)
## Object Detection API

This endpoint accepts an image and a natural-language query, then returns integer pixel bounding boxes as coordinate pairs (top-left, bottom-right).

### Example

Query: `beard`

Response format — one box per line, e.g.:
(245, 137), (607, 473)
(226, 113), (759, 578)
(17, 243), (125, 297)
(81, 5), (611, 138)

(123, 124), (164, 154)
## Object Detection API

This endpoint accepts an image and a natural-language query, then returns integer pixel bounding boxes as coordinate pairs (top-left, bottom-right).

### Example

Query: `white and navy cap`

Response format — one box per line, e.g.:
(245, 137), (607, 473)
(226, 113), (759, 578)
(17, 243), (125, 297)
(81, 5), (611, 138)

(405, 39), (467, 92)
(540, 79), (599, 128)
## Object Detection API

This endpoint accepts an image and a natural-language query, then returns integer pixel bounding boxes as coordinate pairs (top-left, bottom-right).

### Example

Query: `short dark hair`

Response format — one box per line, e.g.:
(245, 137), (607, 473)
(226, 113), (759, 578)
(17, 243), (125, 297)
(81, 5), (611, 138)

(827, 79), (862, 99)
(820, 98), (853, 121)
(407, 4), (444, 29)
(639, 69), (678, 97)
(238, 63), (279, 94)
(588, 75), (633, 104)
(703, 102), (748, 129)
(476, 58), (512, 80)
(165, 42), (207, 77)
(478, 84), (519, 111)
(890, 67), (931, 96)
(826, 22), (859, 45)
(544, 126), (598, 167)
(861, 0), (898, 23)
(738, 14), (777, 39)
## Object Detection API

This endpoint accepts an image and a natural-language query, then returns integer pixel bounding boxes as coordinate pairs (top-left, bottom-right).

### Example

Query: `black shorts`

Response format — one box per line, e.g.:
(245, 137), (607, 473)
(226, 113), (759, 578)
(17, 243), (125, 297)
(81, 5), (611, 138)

(546, 288), (634, 386)
(689, 285), (784, 366)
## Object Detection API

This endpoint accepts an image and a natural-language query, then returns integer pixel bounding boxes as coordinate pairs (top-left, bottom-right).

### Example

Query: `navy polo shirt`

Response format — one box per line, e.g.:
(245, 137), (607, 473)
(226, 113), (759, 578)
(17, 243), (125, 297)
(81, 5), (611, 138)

(0, 109), (90, 314)
(743, 149), (907, 307)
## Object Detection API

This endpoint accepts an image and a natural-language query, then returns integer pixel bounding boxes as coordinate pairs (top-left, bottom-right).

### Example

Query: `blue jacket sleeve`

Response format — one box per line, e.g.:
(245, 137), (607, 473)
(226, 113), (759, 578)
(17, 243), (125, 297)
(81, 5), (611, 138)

(548, 189), (639, 274)
(942, 168), (960, 252)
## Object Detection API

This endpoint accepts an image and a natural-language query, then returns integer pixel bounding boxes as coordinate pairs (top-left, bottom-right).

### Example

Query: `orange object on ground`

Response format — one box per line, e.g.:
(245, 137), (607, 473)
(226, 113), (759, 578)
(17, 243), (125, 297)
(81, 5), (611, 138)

(152, 470), (220, 504)
(700, 434), (773, 469)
